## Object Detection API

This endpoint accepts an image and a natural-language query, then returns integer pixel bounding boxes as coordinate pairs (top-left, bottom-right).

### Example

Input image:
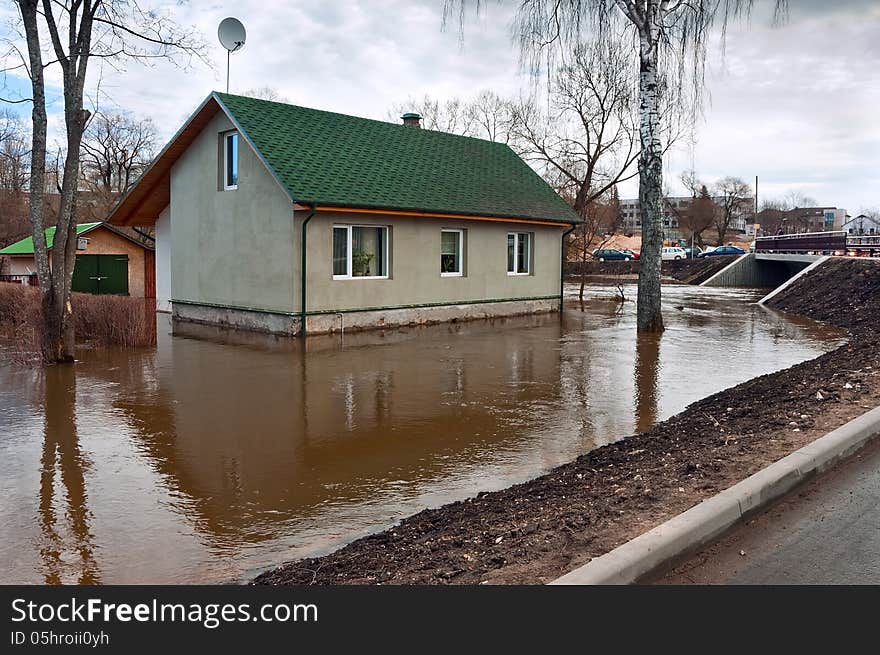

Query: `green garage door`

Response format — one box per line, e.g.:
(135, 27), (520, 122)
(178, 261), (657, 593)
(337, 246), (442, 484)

(71, 254), (129, 295)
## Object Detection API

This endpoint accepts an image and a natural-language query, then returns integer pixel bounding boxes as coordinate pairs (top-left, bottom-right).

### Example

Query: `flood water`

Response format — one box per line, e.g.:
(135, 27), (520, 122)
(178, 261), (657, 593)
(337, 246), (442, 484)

(0, 283), (846, 584)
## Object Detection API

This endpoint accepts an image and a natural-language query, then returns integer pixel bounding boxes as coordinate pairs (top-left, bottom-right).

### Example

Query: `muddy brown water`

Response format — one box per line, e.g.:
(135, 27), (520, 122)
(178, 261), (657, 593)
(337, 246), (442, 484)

(0, 284), (846, 584)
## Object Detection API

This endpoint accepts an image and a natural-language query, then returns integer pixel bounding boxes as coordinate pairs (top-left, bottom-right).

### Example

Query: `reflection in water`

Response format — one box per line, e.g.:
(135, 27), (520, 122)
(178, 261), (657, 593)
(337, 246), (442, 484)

(0, 284), (847, 584)
(38, 367), (100, 584)
(634, 332), (661, 434)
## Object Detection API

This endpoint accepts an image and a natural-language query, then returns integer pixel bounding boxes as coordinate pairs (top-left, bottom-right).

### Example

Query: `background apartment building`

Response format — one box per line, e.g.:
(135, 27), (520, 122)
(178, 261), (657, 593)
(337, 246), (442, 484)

(620, 195), (755, 242)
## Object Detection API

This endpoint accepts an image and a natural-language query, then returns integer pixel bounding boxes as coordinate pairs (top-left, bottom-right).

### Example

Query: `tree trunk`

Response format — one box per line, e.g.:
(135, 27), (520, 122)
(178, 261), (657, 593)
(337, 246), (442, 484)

(21, 0), (96, 363)
(716, 218), (728, 246)
(578, 227), (588, 302)
(18, 0), (67, 362)
(635, 22), (664, 333)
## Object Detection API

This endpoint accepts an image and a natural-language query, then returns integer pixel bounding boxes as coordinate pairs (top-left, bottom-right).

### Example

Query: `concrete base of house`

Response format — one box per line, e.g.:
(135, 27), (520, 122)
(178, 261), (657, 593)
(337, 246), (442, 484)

(171, 297), (560, 337)
(172, 301), (301, 336)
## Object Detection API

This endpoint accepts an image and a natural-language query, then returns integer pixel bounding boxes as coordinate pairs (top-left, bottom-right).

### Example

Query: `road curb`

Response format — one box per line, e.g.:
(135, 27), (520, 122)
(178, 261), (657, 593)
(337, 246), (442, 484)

(550, 404), (880, 585)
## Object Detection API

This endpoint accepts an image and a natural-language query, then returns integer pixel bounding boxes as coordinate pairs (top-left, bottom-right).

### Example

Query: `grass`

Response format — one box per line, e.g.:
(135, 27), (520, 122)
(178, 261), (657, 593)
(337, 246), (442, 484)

(0, 282), (155, 360)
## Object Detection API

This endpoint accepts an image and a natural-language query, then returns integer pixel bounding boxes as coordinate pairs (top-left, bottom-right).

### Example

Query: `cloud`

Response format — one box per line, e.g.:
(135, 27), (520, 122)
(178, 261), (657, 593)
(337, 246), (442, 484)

(1, 0), (877, 212)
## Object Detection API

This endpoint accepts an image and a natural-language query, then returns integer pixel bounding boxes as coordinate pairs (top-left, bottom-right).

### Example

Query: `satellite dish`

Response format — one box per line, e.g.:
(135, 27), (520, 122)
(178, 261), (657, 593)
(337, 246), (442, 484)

(218, 17), (246, 52)
(218, 18), (246, 93)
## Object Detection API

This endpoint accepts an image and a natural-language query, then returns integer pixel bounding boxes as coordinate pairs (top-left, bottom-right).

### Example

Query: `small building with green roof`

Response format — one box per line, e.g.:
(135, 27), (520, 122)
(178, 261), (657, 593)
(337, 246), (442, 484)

(0, 222), (154, 298)
(107, 92), (579, 334)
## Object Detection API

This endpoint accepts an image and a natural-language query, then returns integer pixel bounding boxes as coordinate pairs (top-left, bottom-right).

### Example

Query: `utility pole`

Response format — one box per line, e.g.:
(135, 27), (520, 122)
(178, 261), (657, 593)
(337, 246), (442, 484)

(755, 175), (759, 214)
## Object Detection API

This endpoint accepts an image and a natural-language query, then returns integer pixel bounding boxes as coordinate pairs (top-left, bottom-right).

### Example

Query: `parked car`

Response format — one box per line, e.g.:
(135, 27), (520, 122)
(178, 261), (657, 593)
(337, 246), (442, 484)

(698, 245), (747, 257)
(593, 248), (632, 262)
(618, 248), (640, 260)
(661, 246), (687, 261)
(681, 246), (703, 259)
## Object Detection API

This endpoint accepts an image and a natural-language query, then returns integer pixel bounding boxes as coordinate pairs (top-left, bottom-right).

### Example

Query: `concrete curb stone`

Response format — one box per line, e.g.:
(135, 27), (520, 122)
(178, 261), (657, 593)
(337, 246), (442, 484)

(550, 405), (880, 585)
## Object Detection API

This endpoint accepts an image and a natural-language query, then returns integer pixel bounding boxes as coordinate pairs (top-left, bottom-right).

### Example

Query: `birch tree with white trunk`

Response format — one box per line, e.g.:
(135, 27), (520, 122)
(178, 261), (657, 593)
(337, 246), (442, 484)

(446, 0), (786, 332)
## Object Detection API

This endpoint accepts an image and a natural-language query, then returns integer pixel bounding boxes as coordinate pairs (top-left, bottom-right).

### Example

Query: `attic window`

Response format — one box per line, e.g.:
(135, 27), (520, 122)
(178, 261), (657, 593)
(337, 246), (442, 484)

(223, 131), (238, 190)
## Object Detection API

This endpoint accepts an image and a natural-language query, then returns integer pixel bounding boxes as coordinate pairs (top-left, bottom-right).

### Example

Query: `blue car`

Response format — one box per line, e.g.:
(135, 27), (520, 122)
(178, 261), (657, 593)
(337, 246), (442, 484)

(698, 245), (746, 258)
(593, 248), (633, 262)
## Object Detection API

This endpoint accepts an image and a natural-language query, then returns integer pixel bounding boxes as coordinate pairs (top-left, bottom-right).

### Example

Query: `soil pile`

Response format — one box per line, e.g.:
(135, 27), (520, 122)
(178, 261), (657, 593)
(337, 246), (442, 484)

(254, 258), (880, 585)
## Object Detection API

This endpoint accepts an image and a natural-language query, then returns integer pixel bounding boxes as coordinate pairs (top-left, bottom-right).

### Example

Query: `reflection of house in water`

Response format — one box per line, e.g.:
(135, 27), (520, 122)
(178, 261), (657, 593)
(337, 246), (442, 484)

(111, 316), (567, 543)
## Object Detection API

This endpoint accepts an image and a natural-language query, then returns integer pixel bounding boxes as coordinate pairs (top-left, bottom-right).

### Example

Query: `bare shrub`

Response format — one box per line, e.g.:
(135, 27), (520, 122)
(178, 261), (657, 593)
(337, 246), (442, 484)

(0, 282), (155, 363)
(73, 294), (155, 348)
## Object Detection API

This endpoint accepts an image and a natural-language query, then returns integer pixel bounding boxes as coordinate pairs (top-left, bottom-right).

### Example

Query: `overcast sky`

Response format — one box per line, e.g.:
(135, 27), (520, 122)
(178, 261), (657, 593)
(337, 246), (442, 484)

(2, 0), (878, 212)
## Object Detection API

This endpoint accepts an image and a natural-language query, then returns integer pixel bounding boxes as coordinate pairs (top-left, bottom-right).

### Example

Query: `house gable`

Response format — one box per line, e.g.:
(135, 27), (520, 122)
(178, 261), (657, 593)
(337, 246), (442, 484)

(107, 92), (579, 227)
(842, 214), (880, 233)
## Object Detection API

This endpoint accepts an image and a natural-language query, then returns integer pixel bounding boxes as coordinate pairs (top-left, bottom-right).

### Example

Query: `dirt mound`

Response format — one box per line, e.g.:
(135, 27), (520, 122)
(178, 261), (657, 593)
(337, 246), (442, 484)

(769, 258), (880, 332)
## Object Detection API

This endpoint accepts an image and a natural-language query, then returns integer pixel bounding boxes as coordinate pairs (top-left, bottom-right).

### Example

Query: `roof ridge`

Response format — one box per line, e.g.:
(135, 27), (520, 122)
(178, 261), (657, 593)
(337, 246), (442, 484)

(213, 91), (513, 150)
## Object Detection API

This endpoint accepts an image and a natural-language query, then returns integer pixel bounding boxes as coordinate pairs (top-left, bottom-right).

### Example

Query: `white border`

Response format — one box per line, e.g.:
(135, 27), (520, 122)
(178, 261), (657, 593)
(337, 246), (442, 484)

(440, 229), (464, 277)
(223, 130), (238, 190)
(332, 224), (390, 280)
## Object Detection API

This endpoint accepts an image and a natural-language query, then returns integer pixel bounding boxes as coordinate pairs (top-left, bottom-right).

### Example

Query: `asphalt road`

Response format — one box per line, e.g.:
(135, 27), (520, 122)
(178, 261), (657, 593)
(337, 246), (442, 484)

(649, 437), (880, 585)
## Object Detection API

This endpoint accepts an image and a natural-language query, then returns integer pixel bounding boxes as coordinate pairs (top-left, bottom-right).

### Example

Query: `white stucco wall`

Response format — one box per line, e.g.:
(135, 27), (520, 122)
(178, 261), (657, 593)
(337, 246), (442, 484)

(156, 205), (171, 312)
(170, 112), (297, 313)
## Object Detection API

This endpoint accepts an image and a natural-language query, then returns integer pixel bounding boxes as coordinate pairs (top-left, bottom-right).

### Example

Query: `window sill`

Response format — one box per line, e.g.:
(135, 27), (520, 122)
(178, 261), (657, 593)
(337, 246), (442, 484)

(440, 272), (463, 278)
(333, 275), (389, 281)
(223, 185), (238, 191)
(507, 272), (531, 276)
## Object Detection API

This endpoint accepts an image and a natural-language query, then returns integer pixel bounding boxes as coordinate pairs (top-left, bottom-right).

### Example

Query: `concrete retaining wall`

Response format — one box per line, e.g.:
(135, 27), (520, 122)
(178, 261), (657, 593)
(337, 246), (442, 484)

(758, 256), (830, 305)
(700, 253), (815, 289)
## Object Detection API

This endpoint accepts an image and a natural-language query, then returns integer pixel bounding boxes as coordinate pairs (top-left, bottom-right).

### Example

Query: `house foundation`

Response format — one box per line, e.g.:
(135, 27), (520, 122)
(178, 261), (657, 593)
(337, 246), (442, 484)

(172, 297), (560, 337)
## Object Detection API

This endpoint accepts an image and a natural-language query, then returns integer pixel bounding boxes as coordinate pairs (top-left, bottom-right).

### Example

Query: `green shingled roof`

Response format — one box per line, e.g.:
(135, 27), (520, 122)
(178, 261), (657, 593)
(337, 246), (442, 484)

(0, 223), (100, 255)
(214, 92), (579, 224)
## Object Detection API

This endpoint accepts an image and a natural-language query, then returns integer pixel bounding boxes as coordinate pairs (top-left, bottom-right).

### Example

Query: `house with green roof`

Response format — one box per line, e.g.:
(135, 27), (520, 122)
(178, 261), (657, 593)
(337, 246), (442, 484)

(1, 222), (154, 297)
(108, 92), (579, 334)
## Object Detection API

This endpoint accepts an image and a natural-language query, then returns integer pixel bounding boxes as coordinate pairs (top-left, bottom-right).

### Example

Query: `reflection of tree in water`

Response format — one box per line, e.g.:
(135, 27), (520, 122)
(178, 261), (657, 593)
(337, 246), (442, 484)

(38, 366), (100, 584)
(634, 331), (662, 435)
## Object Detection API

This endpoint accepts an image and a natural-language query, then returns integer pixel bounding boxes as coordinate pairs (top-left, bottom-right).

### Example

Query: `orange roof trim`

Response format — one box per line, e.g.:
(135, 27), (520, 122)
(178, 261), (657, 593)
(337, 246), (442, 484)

(312, 205), (570, 227)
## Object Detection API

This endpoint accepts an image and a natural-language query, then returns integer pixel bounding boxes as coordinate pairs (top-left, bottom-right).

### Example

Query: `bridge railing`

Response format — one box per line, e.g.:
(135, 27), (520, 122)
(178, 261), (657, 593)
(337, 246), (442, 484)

(846, 234), (880, 256)
(755, 231), (846, 254)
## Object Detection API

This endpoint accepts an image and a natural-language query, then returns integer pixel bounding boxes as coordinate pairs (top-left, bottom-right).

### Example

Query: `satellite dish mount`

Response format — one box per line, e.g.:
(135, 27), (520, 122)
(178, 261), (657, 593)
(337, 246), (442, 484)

(218, 17), (247, 93)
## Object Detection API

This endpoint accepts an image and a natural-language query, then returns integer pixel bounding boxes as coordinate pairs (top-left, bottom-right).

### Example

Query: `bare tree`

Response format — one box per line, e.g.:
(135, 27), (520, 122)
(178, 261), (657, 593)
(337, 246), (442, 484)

(570, 189), (624, 302)
(713, 176), (752, 245)
(782, 190), (817, 210)
(687, 188), (717, 247)
(671, 175), (715, 247)
(509, 40), (640, 220)
(447, 0), (787, 333)
(240, 86), (290, 103)
(387, 94), (475, 135)
(465, 90), (515, 143)
(0, 110), (32, 245)
(10, 0), (206, 363)
(760, 198), (787, 212)
(79, 110), (156, 220)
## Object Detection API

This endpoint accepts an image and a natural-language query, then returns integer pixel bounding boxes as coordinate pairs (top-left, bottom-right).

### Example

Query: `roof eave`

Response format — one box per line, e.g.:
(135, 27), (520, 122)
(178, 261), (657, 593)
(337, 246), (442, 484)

(107, 92), (297, 228)
(307, 202), (580, 226)
(106, 93), (220, 227)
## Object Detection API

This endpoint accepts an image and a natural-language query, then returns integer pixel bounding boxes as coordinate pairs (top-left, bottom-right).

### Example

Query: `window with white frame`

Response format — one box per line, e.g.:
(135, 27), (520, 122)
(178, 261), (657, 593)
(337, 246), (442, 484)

(441, 229), (464, 276)
(333, 225), (389, 278)
(507, 232), (532, 275)
(223, 131), (239, 190)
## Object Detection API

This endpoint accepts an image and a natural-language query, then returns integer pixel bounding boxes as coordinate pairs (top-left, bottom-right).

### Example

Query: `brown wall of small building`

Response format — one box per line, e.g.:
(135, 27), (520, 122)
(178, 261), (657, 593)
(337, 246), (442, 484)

(3, 226), (152, 298)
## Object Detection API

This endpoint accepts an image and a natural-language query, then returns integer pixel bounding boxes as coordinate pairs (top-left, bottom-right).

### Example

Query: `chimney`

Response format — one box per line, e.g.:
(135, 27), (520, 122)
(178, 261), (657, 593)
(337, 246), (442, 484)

(401, 112), (422, 128)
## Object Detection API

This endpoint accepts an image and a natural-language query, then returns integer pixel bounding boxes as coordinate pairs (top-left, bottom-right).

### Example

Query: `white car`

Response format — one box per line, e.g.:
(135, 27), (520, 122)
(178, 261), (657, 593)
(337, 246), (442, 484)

(661, 246), (687, 261)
